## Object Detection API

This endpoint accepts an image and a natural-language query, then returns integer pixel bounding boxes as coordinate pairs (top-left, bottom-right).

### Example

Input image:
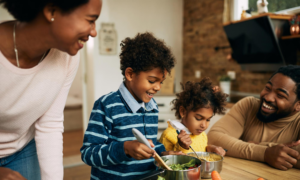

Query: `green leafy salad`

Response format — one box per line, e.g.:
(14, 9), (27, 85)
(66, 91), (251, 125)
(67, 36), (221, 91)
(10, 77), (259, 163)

(157, 176), (165, 180)
(157, 159), (198, 180)
(169, 159), (197, 170)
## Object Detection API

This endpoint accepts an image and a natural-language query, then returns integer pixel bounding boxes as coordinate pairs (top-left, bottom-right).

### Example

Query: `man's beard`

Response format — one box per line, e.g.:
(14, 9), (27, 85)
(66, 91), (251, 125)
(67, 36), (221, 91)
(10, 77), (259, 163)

(256, 103), (292, 123)
(256, 109), (279, 123)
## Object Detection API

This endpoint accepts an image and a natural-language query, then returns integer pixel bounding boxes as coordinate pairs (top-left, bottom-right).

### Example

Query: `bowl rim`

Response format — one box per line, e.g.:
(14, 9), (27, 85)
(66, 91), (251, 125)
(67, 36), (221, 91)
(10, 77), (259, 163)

(187, 152), (224, 162)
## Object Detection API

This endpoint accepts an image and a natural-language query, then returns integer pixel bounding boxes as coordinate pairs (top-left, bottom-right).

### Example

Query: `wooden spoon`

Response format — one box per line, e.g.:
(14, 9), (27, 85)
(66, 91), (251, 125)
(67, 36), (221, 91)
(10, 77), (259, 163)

(132, 128), (172, 170)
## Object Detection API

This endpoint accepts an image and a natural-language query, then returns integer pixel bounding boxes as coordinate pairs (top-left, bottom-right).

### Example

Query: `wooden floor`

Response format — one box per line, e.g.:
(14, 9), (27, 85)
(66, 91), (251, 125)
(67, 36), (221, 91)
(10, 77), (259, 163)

(64, 164), (91, 180)
(63, 129), (84, 157)
(63, 129), (91, 180)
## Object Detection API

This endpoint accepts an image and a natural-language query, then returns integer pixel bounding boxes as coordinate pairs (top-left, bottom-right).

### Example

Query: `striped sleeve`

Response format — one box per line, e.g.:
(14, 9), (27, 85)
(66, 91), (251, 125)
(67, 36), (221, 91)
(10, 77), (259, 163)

(154, 141), (166, 156)
(80, 98), (132, 167)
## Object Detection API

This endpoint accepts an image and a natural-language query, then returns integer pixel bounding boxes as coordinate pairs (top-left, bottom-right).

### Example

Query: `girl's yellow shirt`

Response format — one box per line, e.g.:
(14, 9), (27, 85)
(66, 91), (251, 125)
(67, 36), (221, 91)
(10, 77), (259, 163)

(159, 122), (207, 153)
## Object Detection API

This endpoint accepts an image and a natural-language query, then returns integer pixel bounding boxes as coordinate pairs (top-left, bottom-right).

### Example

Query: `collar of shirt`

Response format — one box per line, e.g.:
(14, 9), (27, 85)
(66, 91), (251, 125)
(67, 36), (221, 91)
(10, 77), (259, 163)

(118, 82), (158, 113)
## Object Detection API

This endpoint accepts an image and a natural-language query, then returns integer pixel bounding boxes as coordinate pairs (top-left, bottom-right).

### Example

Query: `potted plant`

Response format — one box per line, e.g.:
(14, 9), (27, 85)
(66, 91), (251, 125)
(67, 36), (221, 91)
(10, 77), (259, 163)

(218, 75), (231, 101)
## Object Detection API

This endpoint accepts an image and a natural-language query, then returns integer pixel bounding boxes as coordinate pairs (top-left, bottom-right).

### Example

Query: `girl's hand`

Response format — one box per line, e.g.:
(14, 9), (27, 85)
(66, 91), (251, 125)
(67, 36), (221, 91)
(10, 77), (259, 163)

(124, 140), (155, 160)
(206, 145), (226, 156)
(212, 86), (220, 93)
(177, 130), (192, 150)
(161, 151), (185, 156)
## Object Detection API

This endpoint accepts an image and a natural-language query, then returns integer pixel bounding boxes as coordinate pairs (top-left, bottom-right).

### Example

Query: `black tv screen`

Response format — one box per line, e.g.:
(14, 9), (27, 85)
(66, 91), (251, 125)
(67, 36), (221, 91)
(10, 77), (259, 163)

(224, 16), (286, 71)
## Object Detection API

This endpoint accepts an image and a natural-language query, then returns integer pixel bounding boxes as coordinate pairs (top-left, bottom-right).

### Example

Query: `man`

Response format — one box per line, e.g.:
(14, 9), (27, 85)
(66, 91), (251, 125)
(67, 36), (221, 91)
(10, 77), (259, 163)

(208, 65), (300, 170)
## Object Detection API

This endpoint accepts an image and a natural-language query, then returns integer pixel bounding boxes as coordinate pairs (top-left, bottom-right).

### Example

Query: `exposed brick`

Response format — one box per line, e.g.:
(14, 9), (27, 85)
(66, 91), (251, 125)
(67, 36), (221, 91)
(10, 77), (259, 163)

(183, 0), (276, 93)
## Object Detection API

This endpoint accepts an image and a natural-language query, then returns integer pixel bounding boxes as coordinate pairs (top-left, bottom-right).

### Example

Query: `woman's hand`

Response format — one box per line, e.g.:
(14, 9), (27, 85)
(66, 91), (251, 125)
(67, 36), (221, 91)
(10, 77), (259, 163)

(124, 140), (155, 160)
(161, 151), (185, 156)
(0, 167), (26, 180)
(206, 145), (226, 156)
(177, 130), (192, 150)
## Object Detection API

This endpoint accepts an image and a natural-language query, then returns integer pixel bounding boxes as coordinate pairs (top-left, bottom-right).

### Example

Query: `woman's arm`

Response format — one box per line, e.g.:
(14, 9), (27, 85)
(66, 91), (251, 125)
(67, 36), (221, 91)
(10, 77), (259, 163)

(34, 53), (79, 180)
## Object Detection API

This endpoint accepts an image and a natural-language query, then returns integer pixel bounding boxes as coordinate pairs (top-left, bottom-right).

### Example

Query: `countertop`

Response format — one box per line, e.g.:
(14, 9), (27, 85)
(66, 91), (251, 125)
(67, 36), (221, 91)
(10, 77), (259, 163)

(217, 156), (300, 180)
(135, 156), (300, 180)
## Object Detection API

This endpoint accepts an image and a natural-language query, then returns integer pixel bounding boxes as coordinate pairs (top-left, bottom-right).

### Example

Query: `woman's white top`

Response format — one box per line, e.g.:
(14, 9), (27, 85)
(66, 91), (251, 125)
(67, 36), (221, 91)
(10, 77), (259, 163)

(0, 48), (80, 180)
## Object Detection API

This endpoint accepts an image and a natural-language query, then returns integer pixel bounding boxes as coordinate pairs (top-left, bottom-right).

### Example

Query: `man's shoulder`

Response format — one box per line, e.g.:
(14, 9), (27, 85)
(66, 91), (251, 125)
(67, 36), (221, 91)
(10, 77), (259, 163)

(235, 96), (260, 110)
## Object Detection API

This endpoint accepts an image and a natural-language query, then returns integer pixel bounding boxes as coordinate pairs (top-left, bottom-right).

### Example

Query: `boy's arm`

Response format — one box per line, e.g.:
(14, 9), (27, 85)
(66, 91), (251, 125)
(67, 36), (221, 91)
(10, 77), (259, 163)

(80, 100), (132, 167)
(154, 141), (166, 156)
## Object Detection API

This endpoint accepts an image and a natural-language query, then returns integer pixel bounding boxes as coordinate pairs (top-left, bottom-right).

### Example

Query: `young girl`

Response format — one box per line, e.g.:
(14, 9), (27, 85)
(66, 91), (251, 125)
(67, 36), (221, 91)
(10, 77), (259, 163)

(159, 77), (227, 156)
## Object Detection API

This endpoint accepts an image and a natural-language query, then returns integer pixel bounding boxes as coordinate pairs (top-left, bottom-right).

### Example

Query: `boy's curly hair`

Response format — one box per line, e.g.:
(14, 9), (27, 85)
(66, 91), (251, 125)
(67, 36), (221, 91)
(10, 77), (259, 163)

(172, 77), (228, 119)
(120, 32), (175, 78)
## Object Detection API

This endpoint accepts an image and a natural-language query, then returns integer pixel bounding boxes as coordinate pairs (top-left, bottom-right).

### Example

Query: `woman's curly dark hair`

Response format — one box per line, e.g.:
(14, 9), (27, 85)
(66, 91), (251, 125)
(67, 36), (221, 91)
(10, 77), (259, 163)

(0, 0), (89, 22)
(120, 32), (175, 78)
(172, 77), (228, 119)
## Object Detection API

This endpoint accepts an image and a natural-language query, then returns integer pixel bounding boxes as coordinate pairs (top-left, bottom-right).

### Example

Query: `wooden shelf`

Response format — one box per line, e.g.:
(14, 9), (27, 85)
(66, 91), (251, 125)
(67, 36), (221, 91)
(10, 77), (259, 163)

(281, 34), (300, 40)
(224, 13), (292, 26)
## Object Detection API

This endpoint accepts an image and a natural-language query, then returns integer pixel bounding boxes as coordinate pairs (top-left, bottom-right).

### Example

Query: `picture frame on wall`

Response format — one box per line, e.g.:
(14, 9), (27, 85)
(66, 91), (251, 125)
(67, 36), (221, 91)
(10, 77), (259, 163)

(99, 23), (117, 55)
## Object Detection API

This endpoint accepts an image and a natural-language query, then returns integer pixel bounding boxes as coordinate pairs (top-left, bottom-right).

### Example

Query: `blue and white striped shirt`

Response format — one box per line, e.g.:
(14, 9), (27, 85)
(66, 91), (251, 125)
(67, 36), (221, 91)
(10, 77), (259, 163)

(81, 83), (166, 180)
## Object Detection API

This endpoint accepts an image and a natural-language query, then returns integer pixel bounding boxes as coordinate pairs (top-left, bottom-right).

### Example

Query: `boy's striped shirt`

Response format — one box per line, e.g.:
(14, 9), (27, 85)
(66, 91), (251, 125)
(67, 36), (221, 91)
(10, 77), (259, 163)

(80, 83), (166, 180)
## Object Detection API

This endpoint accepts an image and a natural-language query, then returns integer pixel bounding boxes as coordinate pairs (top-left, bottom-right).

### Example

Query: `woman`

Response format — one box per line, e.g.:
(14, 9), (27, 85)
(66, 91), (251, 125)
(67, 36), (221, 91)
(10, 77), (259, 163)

(0, 0), (102, 179)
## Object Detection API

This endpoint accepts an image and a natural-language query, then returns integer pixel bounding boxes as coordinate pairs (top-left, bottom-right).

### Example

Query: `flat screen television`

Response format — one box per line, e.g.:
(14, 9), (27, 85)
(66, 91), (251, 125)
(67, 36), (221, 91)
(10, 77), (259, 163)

(224, 16), (286, 71)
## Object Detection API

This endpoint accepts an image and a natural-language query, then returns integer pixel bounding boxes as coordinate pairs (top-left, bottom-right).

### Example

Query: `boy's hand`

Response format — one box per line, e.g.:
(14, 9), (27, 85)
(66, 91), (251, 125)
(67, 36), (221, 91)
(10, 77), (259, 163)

(178, 130), (192, 150)
(161, 151), (185, 156)
(206, 145), (226, 156)
(124, 140), (155, 160)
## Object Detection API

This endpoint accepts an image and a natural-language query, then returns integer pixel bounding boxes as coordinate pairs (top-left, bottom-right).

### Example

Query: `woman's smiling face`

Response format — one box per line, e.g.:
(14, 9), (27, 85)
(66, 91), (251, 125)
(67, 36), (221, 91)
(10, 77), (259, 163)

(49, 0), (102, 55)
(125, 67), (167, 103)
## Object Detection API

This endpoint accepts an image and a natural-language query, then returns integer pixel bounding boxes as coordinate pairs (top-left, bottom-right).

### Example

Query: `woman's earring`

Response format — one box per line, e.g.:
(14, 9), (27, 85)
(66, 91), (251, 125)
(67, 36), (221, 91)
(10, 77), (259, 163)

(51, 18), (54, 22)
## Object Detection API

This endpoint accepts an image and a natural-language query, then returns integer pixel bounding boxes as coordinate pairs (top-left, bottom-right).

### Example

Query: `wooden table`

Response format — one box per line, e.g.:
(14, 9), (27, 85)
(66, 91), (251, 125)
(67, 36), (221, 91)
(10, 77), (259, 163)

(213, 156), (300, 180)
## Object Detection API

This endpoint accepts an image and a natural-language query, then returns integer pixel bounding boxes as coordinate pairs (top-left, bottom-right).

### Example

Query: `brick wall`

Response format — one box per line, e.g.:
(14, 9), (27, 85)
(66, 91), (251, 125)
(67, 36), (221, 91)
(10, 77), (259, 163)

(183, 0), (274, 93)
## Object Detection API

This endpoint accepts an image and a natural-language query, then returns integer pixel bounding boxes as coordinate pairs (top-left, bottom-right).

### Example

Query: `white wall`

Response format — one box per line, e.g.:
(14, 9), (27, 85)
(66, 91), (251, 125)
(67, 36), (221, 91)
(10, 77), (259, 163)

(0, 0), (184, 111)
(232, 0), (249, 21)
(93, 0), (183, 99)
(0, 4), (14, 21)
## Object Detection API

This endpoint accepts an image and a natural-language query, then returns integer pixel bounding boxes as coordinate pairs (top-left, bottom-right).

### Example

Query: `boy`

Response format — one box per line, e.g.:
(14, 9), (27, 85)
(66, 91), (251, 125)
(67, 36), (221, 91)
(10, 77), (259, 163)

(80, 32), (180, 180)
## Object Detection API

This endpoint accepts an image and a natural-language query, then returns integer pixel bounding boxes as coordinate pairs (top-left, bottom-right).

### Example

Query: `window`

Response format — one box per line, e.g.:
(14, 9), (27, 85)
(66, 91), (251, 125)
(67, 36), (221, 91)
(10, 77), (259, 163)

(248, 0), (300, 13)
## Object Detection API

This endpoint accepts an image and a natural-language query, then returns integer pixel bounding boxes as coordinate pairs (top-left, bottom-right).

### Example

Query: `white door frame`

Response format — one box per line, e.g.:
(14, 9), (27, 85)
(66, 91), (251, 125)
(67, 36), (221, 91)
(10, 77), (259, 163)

(81, 39), (95, 132)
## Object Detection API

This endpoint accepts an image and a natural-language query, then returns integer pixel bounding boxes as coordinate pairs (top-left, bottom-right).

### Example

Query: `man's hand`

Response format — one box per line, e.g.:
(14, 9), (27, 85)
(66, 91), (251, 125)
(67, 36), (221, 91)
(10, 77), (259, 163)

(206, 145), (226, 156)
(0, 167), (27, 180)
(161, 151), (185, 156)
(177, 130), (192, 150)
(264, 143), (300, 170)
(284, 140), (300, 148)
(124, 140), (155, 160)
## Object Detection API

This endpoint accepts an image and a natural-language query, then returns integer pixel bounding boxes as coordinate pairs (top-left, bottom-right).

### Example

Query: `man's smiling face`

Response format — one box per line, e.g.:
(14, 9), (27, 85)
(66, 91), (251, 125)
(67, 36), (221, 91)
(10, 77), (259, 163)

(257, 73), (299, 123)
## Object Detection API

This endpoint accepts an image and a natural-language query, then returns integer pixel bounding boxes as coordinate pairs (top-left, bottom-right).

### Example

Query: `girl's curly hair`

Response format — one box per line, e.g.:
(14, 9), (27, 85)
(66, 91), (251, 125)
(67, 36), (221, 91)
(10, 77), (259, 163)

(120, 32), (175, 78)
(172, 77), (228, 119)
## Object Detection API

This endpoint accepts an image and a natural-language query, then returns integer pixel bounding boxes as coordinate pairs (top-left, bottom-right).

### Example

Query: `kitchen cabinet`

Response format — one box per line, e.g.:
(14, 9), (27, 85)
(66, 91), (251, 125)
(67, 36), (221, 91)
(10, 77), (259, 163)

(155, 96), (176, 139)
(205, 109), (230, 134)
(155, 96), (176, 130)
